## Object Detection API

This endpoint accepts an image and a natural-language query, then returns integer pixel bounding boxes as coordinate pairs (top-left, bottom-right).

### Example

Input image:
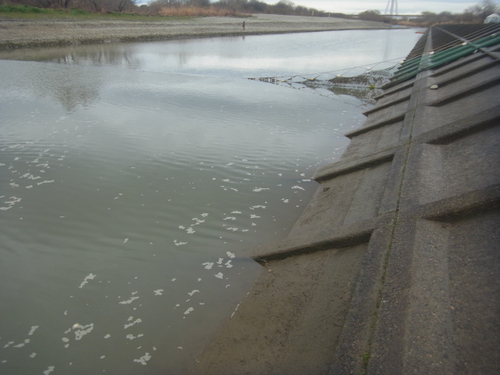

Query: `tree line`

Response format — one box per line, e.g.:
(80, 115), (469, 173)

(1, 0), (350, 16)
(358, 0), (499, 26)
(2, 0), (136, 13)
(2, 0), (498, 24)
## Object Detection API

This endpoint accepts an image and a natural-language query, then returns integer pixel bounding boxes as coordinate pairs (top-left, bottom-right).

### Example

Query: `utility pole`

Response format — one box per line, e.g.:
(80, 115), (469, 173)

(384, 0), (398, 20)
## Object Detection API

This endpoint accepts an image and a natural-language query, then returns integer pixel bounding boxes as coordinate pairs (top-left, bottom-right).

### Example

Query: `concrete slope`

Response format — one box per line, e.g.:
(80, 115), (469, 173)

(188, 25), (500, 375)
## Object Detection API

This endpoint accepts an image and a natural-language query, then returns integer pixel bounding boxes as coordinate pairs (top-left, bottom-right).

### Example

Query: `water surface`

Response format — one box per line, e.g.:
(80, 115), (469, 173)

(0, 29), (422, 374)
(0, 28), (423, 78)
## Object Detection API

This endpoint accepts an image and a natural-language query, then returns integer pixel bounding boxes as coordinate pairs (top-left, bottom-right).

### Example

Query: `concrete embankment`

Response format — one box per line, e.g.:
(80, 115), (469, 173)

(189, 24), (500, 374)
(0, 14), (391, 50)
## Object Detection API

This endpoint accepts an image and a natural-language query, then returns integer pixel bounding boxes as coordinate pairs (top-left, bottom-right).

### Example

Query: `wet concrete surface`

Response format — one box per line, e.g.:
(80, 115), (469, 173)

(188, 24), (500, 375)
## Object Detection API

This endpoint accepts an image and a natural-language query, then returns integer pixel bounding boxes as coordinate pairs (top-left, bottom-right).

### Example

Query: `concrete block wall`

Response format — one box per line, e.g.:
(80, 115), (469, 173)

(189, 27), (500, 374)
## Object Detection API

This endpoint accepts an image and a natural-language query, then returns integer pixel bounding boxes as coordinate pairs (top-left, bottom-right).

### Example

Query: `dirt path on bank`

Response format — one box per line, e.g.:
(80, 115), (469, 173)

(0, 14), (391, 49)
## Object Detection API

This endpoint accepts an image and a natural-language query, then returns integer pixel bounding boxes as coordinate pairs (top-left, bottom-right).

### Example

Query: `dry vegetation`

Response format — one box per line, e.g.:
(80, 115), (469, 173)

(157, 5), (237, 17)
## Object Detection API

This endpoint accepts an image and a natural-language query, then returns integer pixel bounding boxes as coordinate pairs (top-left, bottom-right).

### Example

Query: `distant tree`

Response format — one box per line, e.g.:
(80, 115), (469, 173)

(466, 0), (500, 20)
(294, 5), (308, 15)
(35, 0), (59, 8)
(57, 0), (72, 8)
(272, 0), (295, 15)
(437, 11), (453, 23)
(116, 0), (136, 11)
(358, 9), (388, 22)
(456, 11), (479, 23)
(217, 0), (248, 11)
(102, 0), (136, 12)
(419, 11), (438, 26)
(85, 0), (102, 12)
(187, 0), (210, 7)
(248, 0), (267, 12)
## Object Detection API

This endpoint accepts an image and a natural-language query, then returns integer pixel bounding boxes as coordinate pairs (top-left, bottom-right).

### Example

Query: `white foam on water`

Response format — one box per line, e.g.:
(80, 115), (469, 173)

(36, 180), (54, 186)
(250, 205), (266, 210)
(28, 326), (39, 336)
(78, 273), (96, 289)
(72, 323), (94, 340)
(0, 196), (22, 211)
(124, 318), (142, 329)
(126, 334), (144, 340)
(119, 296), (139, 305)
(133, 352), (151, 365)
(4, 341), (14, 348)
(252, 188), (269, 192)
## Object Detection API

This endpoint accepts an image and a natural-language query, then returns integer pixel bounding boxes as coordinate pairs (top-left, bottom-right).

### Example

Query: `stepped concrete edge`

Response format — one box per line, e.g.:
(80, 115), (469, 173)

(188, 25), (500, 374)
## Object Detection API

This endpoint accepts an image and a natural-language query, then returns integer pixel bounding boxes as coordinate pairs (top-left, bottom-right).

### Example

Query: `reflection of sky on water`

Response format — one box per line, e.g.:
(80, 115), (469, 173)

(0, 29), (423, 79)
(126, 29), (421, 78)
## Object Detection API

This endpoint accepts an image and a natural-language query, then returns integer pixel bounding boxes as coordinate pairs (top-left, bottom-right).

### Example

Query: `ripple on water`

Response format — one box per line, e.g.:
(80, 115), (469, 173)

(0, 57), (366, 374)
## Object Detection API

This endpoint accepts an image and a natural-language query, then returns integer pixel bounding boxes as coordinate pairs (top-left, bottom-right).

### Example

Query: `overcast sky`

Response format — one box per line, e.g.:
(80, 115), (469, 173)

(284, 0), (493, 15)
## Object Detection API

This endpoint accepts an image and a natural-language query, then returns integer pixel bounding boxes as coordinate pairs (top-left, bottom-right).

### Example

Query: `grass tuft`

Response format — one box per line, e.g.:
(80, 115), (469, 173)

(0, 4), (50, 14)
(362, 351), (371, 366)
(70, 8), (90, 16)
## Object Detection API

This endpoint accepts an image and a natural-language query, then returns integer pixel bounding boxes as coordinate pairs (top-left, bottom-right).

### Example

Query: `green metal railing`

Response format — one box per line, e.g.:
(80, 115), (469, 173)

(387, 25), (500, 87)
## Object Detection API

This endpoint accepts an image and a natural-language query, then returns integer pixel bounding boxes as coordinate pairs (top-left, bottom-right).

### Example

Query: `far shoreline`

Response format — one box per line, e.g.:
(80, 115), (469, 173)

(0, 14), (394, 50)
